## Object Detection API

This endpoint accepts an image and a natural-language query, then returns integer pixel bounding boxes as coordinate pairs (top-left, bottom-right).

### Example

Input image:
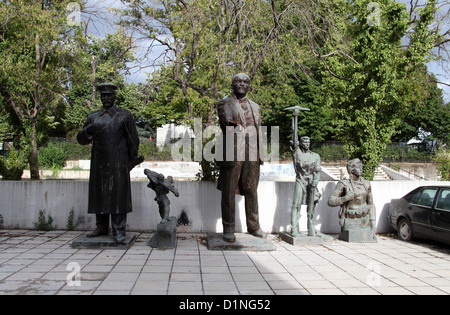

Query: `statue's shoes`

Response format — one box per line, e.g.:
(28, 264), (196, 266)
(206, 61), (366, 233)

(249, 229), (267, 239)
(114, 232), (126, 244)
(86, 228), (109, 238)
(223, 233), (236, 243)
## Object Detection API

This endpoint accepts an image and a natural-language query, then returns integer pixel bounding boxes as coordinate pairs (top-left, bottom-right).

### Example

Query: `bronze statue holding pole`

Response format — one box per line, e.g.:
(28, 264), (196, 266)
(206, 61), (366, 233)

(284, 106), (321, 237)
(280, 106), (332, 245)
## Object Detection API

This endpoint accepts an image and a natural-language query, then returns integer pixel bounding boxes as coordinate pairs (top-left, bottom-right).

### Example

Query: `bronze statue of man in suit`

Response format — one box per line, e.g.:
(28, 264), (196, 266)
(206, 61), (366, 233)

(77, 83), (143, 243)
(216, 73), (267, 243)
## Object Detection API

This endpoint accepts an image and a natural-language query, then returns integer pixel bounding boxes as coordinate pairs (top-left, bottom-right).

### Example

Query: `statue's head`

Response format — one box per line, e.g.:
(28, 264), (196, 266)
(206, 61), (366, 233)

(231, 73), (251, 98)
(299, 136), (311, 151)
(347, 158), (363, 178)
(97, 83), (118, 110)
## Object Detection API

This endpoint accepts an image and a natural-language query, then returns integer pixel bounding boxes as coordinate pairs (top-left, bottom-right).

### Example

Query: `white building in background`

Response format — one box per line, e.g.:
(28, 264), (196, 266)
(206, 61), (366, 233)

(156, 123), (195, 148)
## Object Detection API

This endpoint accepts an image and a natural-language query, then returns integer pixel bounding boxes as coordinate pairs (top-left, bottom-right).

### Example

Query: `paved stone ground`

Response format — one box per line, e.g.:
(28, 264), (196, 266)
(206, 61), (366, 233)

(0, 229), (449, 295)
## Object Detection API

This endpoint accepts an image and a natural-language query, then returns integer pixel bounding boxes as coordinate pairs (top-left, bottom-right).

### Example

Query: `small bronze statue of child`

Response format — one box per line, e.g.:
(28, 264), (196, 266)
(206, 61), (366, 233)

(144, 169), (180, 223)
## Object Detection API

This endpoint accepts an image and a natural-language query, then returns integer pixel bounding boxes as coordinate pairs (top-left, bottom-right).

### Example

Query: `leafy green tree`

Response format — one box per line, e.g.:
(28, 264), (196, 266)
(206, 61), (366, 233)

(322, 0), (440, 179)
(434, 145), (450, 181)
(64, 28), (144, 136)
(0, 148), (26, 180)
(0, 0), (75, 179)
(394, 74), (449, 145)
(118, 0), (444, 180)
(119, 0), (343, 128)
(248, 67), (336, 148)
(0, 105), (12, 141)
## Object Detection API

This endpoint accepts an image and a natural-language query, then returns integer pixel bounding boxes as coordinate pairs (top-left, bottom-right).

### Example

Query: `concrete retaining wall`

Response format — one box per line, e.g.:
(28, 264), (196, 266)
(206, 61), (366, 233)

(0, 180), (447, 234)
(58, 161), (335, 181)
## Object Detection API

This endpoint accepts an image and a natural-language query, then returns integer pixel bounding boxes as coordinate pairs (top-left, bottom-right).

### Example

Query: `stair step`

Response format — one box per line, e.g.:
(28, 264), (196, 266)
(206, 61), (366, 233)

(323, 166), (392, 181)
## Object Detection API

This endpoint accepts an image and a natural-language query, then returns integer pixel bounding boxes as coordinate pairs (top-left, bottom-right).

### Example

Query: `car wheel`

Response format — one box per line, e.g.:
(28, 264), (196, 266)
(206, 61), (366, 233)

(398, 218), (414, 242)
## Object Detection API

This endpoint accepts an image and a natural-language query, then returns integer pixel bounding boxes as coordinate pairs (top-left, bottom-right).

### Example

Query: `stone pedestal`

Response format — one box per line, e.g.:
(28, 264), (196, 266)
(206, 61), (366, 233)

(149, 216), (177, 249)
(280, 232), (334, 246)
(339, 229), (377, 243)
(207, 233), (276, 251)
(72, 233), (137, 249)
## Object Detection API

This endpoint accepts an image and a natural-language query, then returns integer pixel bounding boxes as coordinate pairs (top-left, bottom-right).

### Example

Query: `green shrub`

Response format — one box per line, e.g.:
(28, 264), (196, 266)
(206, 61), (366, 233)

(64, 141), (92, 160)
(312, 144), (349, 163)
(67, 209), (75, 231)
(434, 146), (450, 181)
(382, 145), (432, 163)
(0, 149), (26, 180)
(139, 143), (173, 161)
(39, 142), (69, 169)
(34, 210), (55, 231)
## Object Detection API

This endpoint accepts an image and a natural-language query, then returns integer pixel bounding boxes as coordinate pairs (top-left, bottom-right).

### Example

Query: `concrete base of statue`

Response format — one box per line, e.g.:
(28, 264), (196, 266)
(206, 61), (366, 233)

(72, 233), (137, 249)
(339, 228), (377, 243)
(279, 231), (334, 246)
(207, 233), (276, 251)
(149, 216), (177, 249)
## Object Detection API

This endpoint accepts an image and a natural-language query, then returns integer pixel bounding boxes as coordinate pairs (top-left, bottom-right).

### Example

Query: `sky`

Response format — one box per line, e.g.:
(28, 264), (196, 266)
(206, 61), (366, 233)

(81, 0), (162, 84)
(80, 0), (450, 102)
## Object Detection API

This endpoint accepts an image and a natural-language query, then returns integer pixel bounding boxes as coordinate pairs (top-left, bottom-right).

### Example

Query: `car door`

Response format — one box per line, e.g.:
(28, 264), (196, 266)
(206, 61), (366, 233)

(409, 187), (438, 237)
(432, 188), (450, 243)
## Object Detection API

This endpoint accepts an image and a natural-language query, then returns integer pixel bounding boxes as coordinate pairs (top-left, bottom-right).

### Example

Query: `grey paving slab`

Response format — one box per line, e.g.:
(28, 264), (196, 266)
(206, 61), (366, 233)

(0, 230), (449, 295)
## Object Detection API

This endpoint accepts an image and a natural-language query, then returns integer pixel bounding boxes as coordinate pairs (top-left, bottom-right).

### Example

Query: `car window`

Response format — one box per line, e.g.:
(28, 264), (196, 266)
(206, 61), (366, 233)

(403, 187), (422, 202)
(436, 189), (450, 211)
(410, 188), (438, 208)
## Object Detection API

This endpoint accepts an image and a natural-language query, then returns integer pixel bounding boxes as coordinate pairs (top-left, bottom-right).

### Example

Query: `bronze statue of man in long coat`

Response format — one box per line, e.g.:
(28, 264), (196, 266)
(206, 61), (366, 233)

(216, 73), (267, 243)
(77, 83), (142, 243)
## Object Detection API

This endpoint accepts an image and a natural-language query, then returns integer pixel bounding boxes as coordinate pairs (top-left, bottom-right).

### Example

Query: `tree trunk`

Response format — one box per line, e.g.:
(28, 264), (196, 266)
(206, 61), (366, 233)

(208, 73), (219, 126)
(31, 33), (41, 180)
(29, 119), (40, 180)
(91, 55), (97, 102)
